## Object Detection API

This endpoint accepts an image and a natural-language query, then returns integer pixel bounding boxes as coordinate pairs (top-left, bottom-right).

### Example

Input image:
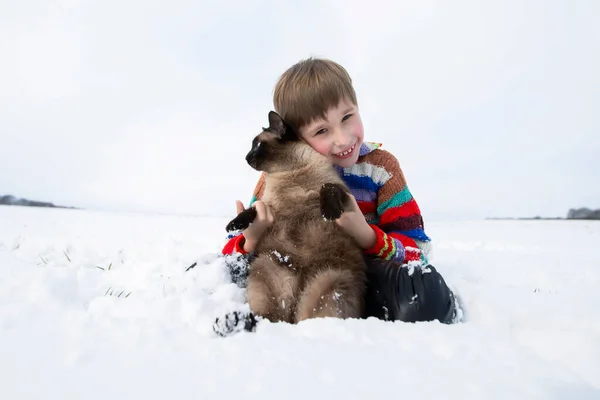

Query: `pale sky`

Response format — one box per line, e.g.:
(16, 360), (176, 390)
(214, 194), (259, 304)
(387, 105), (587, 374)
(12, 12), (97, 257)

(1, 0), (598, 221)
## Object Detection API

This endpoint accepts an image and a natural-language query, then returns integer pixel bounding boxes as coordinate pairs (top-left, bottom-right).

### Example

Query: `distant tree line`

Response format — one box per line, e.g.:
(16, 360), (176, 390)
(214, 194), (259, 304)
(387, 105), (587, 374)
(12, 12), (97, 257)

(0, 194), (75, 209)
(567, 208), (600, 220)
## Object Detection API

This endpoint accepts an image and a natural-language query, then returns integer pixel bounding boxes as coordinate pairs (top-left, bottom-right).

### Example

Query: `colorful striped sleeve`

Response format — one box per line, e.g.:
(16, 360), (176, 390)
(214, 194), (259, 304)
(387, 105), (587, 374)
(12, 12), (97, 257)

(361, 150), (431, 267)
(221, 172), (266, 255)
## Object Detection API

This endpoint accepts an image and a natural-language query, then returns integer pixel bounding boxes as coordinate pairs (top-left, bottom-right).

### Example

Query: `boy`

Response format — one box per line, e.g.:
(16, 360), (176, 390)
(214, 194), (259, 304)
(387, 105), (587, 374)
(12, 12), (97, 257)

(219, 57), (460, 331)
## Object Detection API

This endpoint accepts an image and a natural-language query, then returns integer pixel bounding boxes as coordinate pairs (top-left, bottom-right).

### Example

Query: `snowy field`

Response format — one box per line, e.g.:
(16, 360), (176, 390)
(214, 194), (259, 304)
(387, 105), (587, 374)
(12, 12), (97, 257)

(1, 205), (598, 399)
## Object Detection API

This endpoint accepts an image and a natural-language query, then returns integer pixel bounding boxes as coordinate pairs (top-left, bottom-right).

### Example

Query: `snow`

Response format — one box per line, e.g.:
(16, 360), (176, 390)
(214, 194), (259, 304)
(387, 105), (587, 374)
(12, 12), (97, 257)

(1, 205), (599, 399)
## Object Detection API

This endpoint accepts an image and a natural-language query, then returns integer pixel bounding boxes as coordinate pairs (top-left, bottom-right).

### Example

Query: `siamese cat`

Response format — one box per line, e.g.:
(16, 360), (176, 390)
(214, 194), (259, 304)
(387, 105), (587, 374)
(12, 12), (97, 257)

(223, 111), (367, 328)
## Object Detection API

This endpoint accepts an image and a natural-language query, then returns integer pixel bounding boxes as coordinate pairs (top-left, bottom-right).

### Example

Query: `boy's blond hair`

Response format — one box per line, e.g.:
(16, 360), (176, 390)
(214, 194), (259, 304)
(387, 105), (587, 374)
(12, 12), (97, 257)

(273, 57), (357, 131)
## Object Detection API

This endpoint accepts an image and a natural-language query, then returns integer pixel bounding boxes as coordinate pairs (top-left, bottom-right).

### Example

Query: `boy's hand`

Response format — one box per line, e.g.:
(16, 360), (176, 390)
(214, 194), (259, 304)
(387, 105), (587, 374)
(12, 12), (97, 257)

(335, 194), (377, 249)
(235, 200), (274, 253)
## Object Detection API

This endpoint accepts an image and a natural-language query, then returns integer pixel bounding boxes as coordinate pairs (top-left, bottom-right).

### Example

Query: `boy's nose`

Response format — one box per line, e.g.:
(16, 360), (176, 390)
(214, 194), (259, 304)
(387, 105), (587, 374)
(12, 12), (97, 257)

(333, 127), (350, 148)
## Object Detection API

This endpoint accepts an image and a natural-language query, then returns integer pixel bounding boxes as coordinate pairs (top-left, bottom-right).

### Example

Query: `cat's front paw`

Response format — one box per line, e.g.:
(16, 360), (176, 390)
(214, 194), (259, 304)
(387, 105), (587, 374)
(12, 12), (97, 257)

(320, 183), (347, 220)
(225, 207), (258, 232)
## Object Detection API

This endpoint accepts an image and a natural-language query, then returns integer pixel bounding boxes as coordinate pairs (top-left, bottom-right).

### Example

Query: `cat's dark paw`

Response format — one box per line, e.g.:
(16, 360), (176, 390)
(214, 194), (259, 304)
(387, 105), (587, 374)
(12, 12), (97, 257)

(213, 310), (258, 337)
(320, 183), (348, 220)
(225, 207), (258, 232)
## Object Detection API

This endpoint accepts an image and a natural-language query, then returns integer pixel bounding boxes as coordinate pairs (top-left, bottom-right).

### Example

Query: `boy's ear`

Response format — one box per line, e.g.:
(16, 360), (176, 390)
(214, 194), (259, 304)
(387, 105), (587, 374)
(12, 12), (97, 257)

(267, 111), (286, 137)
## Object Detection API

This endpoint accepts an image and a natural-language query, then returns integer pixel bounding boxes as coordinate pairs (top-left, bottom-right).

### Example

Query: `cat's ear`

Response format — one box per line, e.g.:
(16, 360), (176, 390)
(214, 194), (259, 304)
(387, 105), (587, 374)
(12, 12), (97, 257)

(267, 111), (286, 138)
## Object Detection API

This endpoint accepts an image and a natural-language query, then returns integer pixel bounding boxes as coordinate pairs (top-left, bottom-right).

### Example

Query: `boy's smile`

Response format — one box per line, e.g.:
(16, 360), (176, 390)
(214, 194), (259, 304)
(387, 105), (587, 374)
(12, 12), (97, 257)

(298, 98), (364, 168)
(333, 142), (357, 159)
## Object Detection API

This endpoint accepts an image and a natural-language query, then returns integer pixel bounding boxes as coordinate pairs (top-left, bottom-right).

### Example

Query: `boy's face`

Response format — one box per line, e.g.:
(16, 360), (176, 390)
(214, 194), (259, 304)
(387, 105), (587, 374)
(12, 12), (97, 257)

(298, 98), (364, 168)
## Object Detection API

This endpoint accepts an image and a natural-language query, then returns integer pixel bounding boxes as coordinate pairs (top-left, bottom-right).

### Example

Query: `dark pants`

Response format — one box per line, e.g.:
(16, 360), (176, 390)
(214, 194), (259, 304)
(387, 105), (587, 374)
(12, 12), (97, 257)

(363, 257), (458, 324)
(225, 254), (458, 324)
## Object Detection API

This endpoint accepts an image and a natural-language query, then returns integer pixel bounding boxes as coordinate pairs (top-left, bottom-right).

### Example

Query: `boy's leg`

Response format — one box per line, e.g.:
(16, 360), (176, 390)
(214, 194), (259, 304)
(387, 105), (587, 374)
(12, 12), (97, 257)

(364, 257), (460, 324)
(223, 253), (255, 288)
(213, 253), (257, 337)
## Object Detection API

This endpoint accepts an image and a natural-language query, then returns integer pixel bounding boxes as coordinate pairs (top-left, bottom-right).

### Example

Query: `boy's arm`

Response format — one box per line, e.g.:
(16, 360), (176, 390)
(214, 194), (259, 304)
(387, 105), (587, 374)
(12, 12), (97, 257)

(221, 172), (266, 256)
(362, 151), (431, 267)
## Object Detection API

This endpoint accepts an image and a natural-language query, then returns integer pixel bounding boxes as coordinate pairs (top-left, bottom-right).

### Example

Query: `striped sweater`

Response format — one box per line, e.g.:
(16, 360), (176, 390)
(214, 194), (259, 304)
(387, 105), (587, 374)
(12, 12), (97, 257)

(221, 142), (431, 267)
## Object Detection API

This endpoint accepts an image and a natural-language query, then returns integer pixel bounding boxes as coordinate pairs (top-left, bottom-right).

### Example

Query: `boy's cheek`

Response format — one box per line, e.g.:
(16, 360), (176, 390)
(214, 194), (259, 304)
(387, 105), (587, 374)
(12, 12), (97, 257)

(298, 132), (328, 156)
(308, 140), (332, 157)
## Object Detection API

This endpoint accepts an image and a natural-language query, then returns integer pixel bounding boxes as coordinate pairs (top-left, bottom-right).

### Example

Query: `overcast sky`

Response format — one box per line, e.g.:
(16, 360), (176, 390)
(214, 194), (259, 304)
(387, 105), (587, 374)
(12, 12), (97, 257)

(1, 0), (598, 221)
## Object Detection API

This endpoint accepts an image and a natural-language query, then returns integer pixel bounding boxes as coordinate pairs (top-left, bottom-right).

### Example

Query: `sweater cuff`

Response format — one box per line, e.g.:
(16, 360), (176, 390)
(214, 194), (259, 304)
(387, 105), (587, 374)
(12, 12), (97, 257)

(222, 234), (249, 255)
(364, 224), (398, 260)
(234, 234), (248, 254)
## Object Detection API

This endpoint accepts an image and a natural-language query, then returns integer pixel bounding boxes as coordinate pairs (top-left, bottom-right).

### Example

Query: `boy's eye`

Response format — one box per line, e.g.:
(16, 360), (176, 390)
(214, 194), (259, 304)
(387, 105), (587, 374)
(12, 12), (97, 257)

(315, 128), (327, 136)
(342, 114), (352, 122)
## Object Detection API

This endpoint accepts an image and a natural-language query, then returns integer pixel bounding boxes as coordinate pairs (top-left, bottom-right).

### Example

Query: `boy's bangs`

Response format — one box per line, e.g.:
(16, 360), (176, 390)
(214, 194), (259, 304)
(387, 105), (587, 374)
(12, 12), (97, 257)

(291, 79), (356, 129)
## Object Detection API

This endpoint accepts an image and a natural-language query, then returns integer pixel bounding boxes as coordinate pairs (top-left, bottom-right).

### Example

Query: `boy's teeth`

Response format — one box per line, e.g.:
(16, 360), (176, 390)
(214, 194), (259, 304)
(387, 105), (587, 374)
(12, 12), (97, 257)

(337, 145), (354, 156)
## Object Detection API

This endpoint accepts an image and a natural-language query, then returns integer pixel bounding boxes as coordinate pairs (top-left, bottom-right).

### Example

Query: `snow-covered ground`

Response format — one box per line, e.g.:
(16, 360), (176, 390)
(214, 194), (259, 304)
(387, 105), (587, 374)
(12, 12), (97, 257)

(1, 205), (598, 399)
